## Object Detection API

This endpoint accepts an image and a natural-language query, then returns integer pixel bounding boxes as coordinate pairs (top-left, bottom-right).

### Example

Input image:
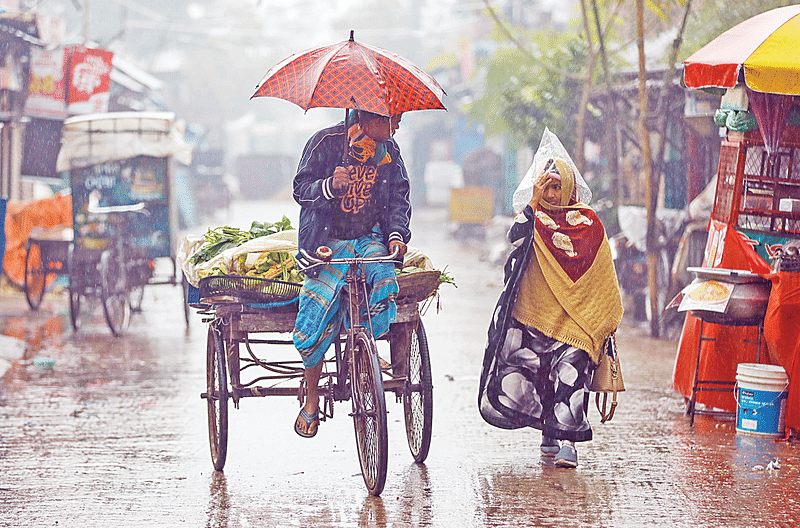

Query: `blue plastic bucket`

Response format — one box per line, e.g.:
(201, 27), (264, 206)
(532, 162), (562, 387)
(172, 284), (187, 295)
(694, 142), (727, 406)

(735, 363), (789, 437)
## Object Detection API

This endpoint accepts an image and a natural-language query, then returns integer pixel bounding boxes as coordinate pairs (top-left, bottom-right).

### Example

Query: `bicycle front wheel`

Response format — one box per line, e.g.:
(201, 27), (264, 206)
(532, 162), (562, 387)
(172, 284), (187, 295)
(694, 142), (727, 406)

(349, 330), (388, 496)
(67, 244), (82, 331)
(100, 249), (131, 337)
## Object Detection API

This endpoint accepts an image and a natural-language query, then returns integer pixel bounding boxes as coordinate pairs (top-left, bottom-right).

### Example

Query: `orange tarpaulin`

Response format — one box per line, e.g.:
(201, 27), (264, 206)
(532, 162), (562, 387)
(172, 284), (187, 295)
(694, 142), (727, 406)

(672, 219), (774, 413)
(763, 271), (800, 436)
(2, 194), (72, 287)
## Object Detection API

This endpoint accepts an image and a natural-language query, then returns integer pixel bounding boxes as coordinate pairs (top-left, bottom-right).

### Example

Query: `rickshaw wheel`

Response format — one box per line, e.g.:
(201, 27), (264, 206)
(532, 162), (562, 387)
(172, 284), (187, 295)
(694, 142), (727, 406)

(129, 285), (145, 312)
(349, 330), (388, 496)
(403, 321), (433, 463)
(181, 274), (191, 326)
(24, 241), (46, 311)
(100, 249), (131, 337)
(67, 245), (82, 331)
(207, 323), (229, 471)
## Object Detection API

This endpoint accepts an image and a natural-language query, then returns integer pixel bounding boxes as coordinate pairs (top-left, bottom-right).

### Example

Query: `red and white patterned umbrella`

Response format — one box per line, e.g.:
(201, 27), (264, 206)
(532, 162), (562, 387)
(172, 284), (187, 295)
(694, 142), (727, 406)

(251, 31), (446, 116)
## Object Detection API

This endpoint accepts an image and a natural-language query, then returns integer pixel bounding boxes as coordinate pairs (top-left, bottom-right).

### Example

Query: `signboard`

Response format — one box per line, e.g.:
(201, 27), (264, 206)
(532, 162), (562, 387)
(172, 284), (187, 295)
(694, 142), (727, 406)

(71, 156), (171, 258)
(449, 187), (494, 224)
(67, 46), (114, 115)
(24, 47), (69, 119)
(678, 280), (735, 314)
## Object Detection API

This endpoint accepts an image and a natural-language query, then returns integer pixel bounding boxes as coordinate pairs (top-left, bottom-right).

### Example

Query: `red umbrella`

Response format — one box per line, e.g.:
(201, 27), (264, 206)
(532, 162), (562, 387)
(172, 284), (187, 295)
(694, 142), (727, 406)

(251, 30), (446, 116)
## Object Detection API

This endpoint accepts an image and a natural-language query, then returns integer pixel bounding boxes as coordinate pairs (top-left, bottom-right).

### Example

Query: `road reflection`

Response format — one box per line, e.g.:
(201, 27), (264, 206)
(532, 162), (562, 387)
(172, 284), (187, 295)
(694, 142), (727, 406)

(207, 471), (230, 528)
(668, 414), (798, 527)
(475, 462), (612, 528)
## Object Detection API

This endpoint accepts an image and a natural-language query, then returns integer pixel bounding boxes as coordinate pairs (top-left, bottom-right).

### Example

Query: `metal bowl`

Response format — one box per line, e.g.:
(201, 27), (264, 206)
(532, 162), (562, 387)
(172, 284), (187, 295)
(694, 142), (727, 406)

(685, 267), (771, 326)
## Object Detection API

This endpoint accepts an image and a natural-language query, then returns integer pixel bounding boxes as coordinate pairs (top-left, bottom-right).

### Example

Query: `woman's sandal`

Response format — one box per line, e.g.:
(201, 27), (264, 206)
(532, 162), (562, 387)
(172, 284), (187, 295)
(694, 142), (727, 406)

(294, 407), (320, 438)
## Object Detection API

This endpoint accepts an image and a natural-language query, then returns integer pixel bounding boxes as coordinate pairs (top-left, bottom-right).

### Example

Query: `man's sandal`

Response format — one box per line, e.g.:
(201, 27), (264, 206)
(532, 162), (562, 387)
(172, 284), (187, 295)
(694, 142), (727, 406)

(294, 407), (320, 438)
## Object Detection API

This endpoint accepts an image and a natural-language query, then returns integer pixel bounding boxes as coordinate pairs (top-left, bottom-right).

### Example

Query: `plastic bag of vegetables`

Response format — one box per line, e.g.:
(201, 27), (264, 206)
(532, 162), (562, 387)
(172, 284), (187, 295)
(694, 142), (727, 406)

(178, 218), (301, 287)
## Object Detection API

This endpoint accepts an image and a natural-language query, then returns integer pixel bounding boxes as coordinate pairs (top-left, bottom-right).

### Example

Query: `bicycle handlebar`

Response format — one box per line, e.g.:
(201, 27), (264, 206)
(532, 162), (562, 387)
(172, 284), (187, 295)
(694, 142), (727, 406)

(87, 190), (149, 216)
(298, 246), (402, 270)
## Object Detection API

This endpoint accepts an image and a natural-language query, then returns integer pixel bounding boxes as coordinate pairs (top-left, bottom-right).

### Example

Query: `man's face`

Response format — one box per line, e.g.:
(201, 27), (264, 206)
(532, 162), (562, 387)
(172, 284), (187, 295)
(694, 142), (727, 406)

(361, 114), (402, 141)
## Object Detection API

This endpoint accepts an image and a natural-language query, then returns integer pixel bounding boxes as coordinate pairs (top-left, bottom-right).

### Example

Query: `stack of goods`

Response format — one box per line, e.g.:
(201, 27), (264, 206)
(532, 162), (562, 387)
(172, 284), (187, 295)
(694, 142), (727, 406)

(178, 217), (301, 288)
(176, 216), (455, 303)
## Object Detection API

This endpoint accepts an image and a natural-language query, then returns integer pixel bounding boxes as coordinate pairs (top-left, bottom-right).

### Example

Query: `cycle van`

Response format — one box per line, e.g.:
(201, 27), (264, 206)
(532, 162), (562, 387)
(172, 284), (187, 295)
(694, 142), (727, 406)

(57, 111), (193, 335)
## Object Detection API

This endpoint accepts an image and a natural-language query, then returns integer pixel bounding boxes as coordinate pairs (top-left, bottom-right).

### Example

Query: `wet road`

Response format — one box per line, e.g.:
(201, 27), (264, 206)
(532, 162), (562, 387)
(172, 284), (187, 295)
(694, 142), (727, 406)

(1, 201), (798, 528)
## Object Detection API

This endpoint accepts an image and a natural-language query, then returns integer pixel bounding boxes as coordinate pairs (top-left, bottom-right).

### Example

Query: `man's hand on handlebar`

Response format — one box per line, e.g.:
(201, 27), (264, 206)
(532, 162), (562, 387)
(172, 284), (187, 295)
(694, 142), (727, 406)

(388, 240), (407, 259)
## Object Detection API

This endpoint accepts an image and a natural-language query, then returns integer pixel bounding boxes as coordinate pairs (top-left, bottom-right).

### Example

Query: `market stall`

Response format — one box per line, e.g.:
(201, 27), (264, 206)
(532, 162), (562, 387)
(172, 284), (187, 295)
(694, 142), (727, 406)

(676, 5), (800, 438)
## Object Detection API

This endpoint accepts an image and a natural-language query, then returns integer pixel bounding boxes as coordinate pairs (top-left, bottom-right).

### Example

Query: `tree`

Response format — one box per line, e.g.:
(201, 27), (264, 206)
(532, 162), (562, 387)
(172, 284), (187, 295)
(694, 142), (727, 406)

(464, 21), (595, 156)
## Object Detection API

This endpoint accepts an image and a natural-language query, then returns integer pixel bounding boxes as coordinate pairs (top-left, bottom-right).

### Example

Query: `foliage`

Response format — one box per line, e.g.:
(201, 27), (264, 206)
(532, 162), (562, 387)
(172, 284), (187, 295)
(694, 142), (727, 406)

(464, 25), (593, 153)
(189, 216), (294, 265)
(465, 0), (794, 152)
(681, 0), (799, 59)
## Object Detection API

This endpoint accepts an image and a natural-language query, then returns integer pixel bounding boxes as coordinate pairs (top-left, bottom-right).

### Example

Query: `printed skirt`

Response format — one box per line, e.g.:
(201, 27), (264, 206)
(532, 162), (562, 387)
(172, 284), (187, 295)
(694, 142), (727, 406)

(490, 317), (594, 442)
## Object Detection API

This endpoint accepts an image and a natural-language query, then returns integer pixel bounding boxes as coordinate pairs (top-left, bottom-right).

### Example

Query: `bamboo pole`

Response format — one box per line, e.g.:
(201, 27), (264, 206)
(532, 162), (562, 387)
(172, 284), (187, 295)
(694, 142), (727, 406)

(636, 0), (658, 337)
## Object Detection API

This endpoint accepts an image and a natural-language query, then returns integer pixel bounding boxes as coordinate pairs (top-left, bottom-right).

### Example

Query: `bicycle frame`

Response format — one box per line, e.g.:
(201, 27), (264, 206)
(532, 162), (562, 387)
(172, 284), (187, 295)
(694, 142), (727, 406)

(299, 247), (402, 405)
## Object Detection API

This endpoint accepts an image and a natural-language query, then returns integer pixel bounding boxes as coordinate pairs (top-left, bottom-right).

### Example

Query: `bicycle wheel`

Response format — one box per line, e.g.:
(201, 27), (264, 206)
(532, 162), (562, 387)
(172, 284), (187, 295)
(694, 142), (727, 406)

(100, 249), (131, 337)
(206, 323), (229, 471)
(67, 245), (82, 332)
(24, 241), (46, 310)
(404, 321), (433, 463)
(349, 329), (388, 496)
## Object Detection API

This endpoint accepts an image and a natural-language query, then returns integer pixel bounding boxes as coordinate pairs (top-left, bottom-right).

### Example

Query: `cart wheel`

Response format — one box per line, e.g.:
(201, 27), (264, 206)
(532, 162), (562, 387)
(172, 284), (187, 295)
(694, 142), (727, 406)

(206, 323), (229, 471)
(181, 274), (190, 326)
(129, 284), (145, 312)
(100, 249), (131, 337)
(67, 244), (82, 332)
(349, 330), (388, 496)
(24, 240), (46, 311)
(404, 321), (433, 463)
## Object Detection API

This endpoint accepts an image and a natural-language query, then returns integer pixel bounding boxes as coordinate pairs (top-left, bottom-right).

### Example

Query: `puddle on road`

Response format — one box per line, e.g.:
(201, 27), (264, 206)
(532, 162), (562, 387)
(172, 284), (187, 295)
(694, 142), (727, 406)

(1, 243), (799, 526)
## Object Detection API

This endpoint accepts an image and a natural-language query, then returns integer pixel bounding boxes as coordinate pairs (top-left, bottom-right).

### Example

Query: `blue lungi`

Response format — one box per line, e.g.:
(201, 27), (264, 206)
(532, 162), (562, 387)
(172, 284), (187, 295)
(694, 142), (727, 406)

(293, 233), (398, 368)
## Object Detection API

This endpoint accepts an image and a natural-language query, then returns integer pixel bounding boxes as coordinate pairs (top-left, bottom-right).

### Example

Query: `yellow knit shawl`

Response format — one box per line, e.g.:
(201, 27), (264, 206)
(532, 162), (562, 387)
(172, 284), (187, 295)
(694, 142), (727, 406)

(513, 214), (623, 364)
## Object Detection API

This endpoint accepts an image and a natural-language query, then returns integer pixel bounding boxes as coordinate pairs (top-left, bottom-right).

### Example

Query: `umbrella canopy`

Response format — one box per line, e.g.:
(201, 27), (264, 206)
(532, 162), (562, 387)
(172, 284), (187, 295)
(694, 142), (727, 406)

(683, 5), (800, 95)
(251, 31), (446, 116)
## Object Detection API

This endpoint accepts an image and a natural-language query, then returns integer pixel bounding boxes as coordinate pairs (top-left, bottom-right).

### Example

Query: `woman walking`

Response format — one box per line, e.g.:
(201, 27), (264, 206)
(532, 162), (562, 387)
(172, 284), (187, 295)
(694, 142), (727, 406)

(478, 136), (623, 468)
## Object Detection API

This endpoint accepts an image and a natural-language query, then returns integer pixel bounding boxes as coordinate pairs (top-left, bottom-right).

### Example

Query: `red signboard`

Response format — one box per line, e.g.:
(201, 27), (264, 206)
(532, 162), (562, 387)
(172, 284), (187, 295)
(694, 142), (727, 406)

(24, 46), (69, 119)
(67, 46), (114, 115)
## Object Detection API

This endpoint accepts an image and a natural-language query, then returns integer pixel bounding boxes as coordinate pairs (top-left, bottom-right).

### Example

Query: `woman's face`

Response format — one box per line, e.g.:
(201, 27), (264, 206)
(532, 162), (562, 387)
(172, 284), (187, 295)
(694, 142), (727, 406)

(361, 113), (402, 141)
(542, 176), (563, 206)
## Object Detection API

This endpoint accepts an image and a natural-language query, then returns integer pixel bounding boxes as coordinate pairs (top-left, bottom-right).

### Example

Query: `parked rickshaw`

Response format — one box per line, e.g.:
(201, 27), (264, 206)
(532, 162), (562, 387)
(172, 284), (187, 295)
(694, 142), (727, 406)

(56, 112), (193, 335)
(23, 226), (72, 311)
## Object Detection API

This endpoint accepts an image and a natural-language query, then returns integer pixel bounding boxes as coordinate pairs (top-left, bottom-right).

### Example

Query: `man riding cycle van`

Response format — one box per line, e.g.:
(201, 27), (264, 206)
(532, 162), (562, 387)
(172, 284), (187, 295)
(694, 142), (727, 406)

(292, 109), (410, 438)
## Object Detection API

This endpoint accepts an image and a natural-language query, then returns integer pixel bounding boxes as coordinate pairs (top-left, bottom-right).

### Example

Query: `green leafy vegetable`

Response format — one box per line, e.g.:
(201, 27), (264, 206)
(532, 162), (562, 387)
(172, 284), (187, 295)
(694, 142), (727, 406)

(189, 216), (294, 265)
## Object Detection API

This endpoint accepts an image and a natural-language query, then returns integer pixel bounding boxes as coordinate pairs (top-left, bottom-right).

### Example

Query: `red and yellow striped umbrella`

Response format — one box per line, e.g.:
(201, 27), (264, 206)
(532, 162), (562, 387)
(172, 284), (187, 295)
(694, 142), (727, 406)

(252, 31), (446, 116)
(683, 5), (800, 95)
